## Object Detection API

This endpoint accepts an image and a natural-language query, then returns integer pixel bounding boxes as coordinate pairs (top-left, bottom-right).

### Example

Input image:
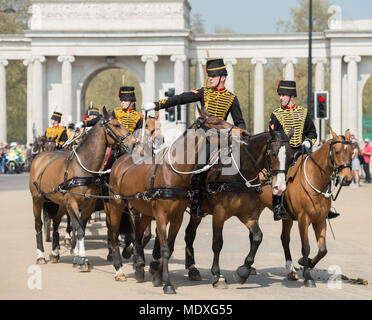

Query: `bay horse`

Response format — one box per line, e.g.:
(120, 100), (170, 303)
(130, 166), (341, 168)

(107, 105), (246, 294)
(29, 107), (137, 270)
(150, 127), (295, 288)
(258, 129), (353, 287)
(105, 112), (164, 261)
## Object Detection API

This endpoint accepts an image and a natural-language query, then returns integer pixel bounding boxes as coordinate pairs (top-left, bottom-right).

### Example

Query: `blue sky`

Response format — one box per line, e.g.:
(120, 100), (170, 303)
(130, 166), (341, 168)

(187, 0), (372, 33)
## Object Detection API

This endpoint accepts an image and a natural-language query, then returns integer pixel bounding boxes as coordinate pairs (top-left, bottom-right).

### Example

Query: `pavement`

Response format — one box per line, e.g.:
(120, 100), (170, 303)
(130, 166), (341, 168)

(0, 173), (371, 300)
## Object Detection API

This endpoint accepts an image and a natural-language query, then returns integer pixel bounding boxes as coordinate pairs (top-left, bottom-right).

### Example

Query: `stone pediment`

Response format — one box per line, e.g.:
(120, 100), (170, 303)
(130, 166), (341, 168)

(29, 0), (190, 31)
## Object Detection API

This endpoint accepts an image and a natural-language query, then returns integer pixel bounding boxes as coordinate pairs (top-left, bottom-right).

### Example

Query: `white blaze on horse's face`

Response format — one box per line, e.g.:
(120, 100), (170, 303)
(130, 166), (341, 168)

(272, 145), (287, 196)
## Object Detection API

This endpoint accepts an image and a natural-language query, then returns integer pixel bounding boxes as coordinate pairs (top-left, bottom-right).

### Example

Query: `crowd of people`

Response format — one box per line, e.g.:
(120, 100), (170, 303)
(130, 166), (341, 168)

(0, 142), (31, 173)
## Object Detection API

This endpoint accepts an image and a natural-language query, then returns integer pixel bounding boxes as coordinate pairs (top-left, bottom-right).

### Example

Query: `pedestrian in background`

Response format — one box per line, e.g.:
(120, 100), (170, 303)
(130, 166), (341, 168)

(361, 138), (372, 183)
(351, 140), (361, 188)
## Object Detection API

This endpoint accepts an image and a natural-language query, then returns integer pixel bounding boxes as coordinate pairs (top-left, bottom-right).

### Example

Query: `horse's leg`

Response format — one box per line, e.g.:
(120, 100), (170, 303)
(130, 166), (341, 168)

(310, 220), (327, 269)
(43, 209), (51, 242)
(149, 227), (162, 284)
(132, 214), (152, 283)
(49, 208), (64, 263)
(142, 223), (152, 248)
(298, 214), (316, 287)
(33, 199), (47, 264)
(104, 201), (113, 262)
(281, 218), (298, 280)
(211, 213), (228, 289)
(234, 219), (263, 285)
(120, 211), (135, 259)
(155, 212), (176, 294)
(184, 215), (202, 281)
(110, 199), (126, 281)
(64, 214), (72, 246)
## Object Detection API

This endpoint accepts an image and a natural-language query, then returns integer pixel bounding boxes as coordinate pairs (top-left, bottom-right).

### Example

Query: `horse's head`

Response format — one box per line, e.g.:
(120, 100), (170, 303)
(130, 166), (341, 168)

(268, 126), (294, 196)
(143, 112), (164, 152)
(330, 129), (353, 186)
(102, 106), (137, 153)
(44, 137), (58, 152)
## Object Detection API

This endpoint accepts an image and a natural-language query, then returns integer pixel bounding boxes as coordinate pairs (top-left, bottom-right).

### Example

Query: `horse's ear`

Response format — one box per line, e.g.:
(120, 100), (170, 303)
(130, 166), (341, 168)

(268, 124), (275, 137)
(287, 127), (295, 141)
(197, 103), (209, 118)
(139, 113), (144, 120)
(345, 129), (351, 141)
(330, 129), (338, 140)
(154, 112), (159, 120)
(103, 106), (109, 119)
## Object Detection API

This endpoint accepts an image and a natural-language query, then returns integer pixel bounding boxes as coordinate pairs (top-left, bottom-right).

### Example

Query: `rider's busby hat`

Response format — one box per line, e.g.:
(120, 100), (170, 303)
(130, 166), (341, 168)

(206, 59), (228, 77)
(51, 111), (62, 122)
(277, 80), (297, 97)
(118, 86), (136, 102)
(87, 106), (100, 116)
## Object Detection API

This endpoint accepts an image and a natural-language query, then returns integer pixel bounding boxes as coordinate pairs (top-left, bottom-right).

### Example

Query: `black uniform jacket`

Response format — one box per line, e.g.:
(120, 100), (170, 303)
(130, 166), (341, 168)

(154, 87), (246, 129)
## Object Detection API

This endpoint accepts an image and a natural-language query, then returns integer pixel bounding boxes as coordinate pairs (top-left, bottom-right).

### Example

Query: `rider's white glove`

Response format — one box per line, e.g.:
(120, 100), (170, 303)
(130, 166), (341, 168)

(75, 121), (84, 130)
(302, 140), (311, 150)
(142, 102), (156, 112)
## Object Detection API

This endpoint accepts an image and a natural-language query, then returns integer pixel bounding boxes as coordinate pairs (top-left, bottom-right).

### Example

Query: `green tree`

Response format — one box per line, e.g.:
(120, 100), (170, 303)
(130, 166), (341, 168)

(1, 0), (30, 143)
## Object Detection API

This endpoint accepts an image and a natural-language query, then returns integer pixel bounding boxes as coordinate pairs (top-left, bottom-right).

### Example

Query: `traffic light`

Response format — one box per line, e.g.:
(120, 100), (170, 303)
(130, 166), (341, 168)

(165, 88), (175, 122)
(314, 91), (329, 120)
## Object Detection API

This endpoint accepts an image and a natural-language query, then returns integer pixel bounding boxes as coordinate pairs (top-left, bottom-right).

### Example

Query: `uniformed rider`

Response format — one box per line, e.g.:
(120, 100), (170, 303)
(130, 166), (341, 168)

(44, 111), (68, 149)
(269, 80), (339, 220)
(141, 58), (246, 217)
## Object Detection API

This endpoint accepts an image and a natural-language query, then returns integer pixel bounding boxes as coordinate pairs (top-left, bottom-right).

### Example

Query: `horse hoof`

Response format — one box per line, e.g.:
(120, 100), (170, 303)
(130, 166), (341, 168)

(152, 274), (162, 287)
(36, 258), (47, 265)
(250, 267), (257, 275)
(149, 260), (160, 275)
(135, 268), (145, 283)
(163, 285), (176, 294)
(122, 245), (133, 259)
(298, 257), (312, 267)
(64, 238), (71, 246)
(49, 252), (60, 264)
(79, 262), (90, 273)
(233, 265), (250, 284)
(107, 254), (113, 262)
(287, 271), (299, 281)
(304, 279), (316, 288)
(115, 273), (127, 282)
(212, 276), (228, 289)
(188, 267), (202, 281)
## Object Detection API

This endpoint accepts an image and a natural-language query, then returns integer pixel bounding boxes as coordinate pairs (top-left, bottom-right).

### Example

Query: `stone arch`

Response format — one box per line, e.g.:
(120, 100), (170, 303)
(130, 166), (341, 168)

(75, 61), (144, 118)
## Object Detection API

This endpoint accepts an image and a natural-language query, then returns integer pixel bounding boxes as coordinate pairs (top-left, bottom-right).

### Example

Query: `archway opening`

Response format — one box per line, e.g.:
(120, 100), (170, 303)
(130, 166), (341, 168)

(362, 75), (372, 141)
(84, 67), (142, 116)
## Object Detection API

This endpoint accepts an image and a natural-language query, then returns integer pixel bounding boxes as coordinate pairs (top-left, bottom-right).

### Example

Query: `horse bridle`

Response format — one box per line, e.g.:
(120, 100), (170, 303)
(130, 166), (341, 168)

(265, 137), (291, 178)
(329, 140), (352, 174)
(101, 116), (132, 153)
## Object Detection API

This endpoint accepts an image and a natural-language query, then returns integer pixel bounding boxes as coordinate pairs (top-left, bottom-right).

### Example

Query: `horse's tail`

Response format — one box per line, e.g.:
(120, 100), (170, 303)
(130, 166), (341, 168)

(43, 201), (59, 219)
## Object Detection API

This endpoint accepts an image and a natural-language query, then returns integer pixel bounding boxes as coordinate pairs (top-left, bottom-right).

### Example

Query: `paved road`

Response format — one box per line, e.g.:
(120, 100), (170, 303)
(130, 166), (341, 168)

(0, 174), (371, 300)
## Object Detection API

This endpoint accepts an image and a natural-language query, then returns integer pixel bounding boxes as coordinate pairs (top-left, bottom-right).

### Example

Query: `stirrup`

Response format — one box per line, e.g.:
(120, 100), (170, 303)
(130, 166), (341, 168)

(327, 210), (340, 219)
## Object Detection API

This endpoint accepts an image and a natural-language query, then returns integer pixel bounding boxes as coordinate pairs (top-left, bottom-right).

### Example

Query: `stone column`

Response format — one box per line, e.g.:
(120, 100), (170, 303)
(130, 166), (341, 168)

(0, 59), (8, 143)
(225, 58), (237, 92)
(191, 58), (206, 89)
(344, 55), (361, 138)
(23, 58), (34, 144)
(281, 58), (298, 80)
(32, 56), (46, 136)
(58, 55), (75, 124)
(330, 56), (342, 135)
(251, 58), (267, 134)
(170, 55), (186, 94)
(312, 58), (327, 141)
(141, 55), (159, 102)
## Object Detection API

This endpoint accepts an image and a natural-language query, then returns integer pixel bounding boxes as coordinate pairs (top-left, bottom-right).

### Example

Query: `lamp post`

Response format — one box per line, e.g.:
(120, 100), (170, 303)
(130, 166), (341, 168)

(307, 0), (313, 118)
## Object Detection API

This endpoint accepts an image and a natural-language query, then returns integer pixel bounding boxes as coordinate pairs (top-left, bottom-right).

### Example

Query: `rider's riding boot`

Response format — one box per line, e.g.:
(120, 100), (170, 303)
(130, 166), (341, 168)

(190, 171), (208, 218)
(327, 209), (340, 219)
(272, 194), (286, 221)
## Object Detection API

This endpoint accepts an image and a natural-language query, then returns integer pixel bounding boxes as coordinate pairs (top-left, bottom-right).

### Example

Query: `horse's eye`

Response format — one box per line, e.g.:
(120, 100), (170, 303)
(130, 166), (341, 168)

(114, 124), (121, 128)
(335, 151), (339, 155)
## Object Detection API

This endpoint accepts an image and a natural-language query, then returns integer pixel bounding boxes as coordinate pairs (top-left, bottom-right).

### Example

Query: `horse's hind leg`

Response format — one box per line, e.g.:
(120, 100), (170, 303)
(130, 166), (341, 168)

(33, 199), (46, 264)
(49, 208), (65, 263)
(184, 215), (202, 281)
(211, 213), (228, 289)
(310, 220), (327, 269)
(298, 215), (316, 288)
(64, 214), (72, 246)
(43, 209), (51, 242)
(234, 219), (263, 285)
(281, 218), (298, 280)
